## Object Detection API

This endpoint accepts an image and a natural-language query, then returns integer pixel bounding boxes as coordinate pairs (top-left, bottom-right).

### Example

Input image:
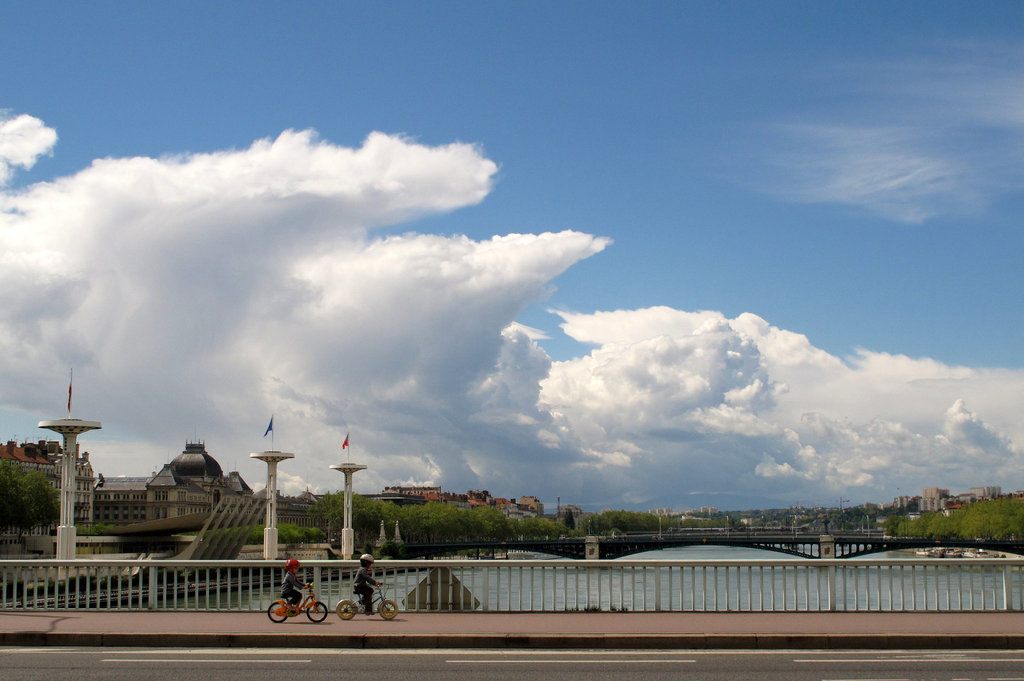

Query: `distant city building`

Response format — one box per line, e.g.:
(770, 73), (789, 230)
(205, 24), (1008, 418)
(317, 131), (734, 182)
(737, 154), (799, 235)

(382, 485), (441, 497)
(377, 486), (539, 518)
(970, 486), (1001, 500)
(560, 504), (585, 530)
(920, 487), (950, 512)
(93, 442), (252, 526)
(253, 488), (322, 529)
(2, 439), (96, 555)
(517, 495), (544, 516)
(364, 491), (427, 506)
(890, 495), (914, 510)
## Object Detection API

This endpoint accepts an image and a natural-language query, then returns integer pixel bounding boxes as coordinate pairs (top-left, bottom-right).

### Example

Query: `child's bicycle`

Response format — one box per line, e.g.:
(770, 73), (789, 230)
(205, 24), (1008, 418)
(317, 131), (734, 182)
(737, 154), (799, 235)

(336, 583), (398, 620)
(267, 584), (329, 623)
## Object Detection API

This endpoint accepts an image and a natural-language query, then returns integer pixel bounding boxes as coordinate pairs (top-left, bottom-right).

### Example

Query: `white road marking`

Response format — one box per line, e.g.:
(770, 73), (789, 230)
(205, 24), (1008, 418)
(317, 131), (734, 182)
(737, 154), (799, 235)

(446, 655), (696, 659)
(103, 658), (311, 664)
(2, 647), (699, 656)
(799, 657), (1024, 663)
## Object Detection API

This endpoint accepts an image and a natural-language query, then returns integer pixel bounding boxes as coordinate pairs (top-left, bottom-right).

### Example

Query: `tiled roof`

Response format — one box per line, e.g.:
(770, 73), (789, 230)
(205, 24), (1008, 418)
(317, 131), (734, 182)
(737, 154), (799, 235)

(1, 441), (54, 465)
(98, 477), (149, 491)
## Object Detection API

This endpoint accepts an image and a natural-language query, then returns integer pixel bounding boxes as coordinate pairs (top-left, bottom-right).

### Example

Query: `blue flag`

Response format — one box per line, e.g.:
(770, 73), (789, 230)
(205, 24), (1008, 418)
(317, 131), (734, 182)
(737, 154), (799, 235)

(264, 416), (273, 437)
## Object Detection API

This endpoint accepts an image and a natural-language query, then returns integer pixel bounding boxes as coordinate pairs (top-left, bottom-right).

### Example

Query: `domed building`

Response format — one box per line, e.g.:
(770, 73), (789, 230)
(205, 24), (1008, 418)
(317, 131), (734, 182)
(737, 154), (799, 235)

(169, 442), (224, 479)
(93, 441), (253, 526)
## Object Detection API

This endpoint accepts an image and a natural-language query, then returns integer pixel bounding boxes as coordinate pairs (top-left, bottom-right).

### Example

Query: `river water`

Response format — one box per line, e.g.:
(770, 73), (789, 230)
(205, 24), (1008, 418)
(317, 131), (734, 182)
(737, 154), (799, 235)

(625, 545), (908, 560)
(143, 546), (1015, 612)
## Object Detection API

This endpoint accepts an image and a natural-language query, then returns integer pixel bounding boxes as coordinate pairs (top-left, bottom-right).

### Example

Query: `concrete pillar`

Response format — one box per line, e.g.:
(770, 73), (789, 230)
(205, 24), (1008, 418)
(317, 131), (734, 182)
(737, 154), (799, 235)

(250, 451), (294, 560)
(330, 462), (366, 557)
(38, 419), (102, 560)
(819, 534), (835, 559)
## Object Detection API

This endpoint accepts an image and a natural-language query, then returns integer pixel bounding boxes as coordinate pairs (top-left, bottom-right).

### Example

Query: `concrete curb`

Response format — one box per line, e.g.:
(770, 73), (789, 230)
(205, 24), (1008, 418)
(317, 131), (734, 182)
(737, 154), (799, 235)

(5, 632), (1024, 649)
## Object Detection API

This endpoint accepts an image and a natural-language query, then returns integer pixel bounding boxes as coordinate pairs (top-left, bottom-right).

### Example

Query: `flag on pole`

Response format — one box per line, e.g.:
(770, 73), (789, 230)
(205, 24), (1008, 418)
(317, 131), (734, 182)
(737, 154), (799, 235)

(342, 433), (349, 450)
(67, 369), (73, 416)
(264, 416), (274, 437)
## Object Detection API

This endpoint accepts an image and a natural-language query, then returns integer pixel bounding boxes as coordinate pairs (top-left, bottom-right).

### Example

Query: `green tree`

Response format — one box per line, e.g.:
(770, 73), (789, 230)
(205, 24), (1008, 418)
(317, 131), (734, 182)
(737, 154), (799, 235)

(247, 522), (325, 544)
(420, 501), (462, 542)
(518, 516), (564, 539)
(352, 493), (386, 540)
(883, 514), (904, 536)
(887, 499), (1024, 540)
(308, 491), (344, 534)
(589, 509), (662, 534)
(0, 461), (59, 535)
(469, 505), (512, 540)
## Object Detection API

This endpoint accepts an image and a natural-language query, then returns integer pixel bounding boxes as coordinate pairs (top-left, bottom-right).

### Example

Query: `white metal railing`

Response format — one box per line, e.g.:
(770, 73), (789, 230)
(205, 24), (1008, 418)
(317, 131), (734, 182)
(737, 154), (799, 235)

(2, 558), (1022, 612)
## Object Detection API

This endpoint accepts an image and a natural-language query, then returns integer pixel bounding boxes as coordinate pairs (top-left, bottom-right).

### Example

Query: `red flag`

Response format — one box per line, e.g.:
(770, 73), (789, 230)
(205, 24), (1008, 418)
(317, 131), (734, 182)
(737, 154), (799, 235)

(342, 433), (349, 449)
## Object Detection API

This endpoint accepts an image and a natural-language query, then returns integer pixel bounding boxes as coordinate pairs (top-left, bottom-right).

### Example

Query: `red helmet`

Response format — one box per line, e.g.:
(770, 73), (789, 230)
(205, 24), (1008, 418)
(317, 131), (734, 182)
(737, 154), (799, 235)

(285, 558), (301, 572)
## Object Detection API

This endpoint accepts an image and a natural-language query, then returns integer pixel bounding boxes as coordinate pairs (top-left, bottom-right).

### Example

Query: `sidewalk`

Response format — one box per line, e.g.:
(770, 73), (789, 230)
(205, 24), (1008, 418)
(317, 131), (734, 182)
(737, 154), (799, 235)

(4, 610), (1024, 649)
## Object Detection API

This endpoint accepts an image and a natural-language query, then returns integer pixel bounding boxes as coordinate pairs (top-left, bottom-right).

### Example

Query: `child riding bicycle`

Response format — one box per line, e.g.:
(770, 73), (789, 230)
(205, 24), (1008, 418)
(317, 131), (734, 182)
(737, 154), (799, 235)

(353, 553), (380, 615)
(281, 558), (306, 615)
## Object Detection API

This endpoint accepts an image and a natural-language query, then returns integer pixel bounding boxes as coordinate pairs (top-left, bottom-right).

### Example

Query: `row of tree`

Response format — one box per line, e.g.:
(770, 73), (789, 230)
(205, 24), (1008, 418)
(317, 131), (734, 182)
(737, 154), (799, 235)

(885, 498), (1024, 539)
(0, 461), (59, 535)
(246, 523), (325, 545)
(308, 493), (675, 552)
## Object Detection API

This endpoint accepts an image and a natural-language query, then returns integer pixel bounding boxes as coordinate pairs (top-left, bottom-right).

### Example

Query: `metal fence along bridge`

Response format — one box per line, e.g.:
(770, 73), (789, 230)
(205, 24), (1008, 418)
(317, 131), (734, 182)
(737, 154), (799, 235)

(4, 553), (1024, 615)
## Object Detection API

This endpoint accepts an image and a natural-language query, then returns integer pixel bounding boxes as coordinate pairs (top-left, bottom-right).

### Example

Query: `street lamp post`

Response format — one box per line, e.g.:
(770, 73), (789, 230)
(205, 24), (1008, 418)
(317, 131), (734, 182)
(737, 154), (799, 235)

(38, 418), (102, 560)
(330, 461), (366, 558)
(250, 450), (294, 560)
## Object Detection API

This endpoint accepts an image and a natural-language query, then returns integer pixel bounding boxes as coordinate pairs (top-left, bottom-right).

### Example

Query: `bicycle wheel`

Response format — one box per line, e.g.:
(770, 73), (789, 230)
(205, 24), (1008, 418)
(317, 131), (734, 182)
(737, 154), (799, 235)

(307, 600), (329, 622)
(267, 600), (289, 623)
(336, 599), (357, 620)
(377, 599), (398, 620)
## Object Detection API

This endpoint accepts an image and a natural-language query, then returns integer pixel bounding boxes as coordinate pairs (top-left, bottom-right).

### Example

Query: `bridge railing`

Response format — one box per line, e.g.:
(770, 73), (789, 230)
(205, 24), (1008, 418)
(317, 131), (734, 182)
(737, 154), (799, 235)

(2, 558), (1022, 613)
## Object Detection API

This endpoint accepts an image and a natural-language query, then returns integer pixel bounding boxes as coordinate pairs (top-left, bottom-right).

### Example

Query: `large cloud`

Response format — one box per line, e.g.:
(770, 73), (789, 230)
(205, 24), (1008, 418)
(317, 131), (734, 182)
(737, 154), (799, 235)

(0, 118), (610, 494)
(541, 307), (1024, 507)
(3, 115), (1022, 510)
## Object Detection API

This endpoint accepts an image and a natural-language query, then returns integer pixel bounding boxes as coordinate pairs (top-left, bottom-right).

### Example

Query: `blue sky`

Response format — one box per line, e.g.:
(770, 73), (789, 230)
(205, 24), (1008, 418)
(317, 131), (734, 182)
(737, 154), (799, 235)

(2, 1), (1024, 511)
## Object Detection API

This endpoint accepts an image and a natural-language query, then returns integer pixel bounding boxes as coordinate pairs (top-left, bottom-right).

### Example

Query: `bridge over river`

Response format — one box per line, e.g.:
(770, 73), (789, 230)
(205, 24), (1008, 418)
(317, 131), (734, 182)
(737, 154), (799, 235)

(402, 531), (1024, 559)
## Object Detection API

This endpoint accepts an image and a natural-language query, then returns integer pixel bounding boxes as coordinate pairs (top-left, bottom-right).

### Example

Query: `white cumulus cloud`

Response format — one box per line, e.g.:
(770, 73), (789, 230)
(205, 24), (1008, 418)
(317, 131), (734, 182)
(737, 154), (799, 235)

(0, 113), (57, 186)
(541, 306), (1024, 507)
(3, 114), (1023, 510)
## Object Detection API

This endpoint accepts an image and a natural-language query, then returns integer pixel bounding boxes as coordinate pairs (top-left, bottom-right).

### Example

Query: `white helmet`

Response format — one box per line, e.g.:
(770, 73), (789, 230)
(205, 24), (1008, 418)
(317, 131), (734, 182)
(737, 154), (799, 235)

(360, 553), (374, 564)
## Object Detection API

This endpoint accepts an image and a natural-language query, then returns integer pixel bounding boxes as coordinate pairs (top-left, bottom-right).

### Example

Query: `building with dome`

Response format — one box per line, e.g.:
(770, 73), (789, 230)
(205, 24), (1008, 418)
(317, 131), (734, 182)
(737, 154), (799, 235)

(93, 442), (253, 526)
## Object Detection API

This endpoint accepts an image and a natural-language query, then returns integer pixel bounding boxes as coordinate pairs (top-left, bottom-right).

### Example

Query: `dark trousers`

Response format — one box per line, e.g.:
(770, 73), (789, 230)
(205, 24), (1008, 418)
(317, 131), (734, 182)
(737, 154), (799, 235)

(284, 588), (301, 607)
(354, 583), (373, 612)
